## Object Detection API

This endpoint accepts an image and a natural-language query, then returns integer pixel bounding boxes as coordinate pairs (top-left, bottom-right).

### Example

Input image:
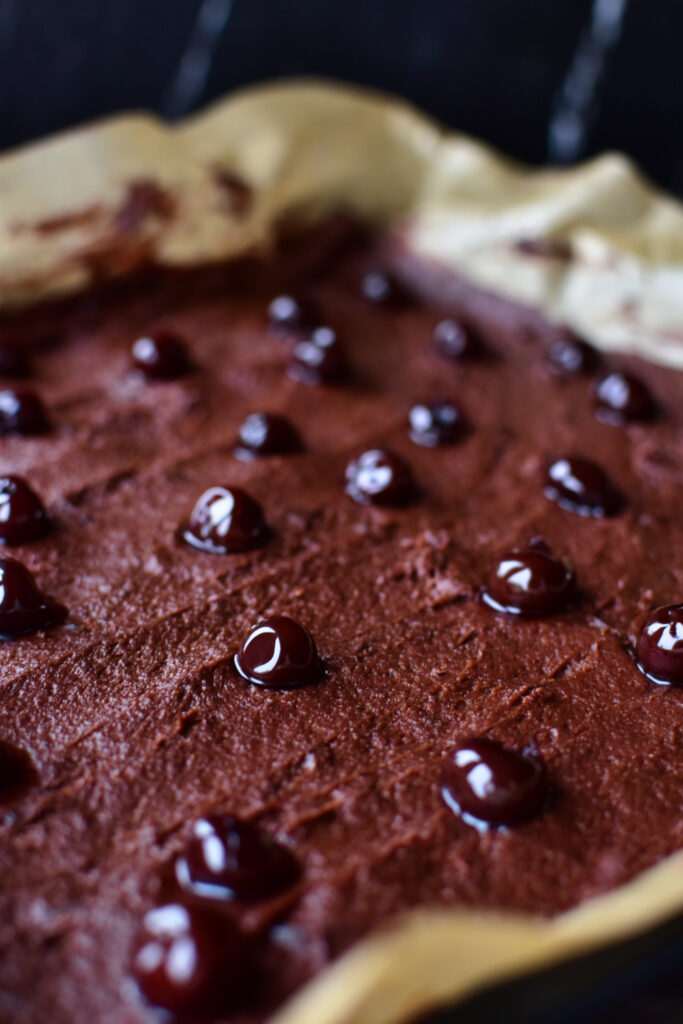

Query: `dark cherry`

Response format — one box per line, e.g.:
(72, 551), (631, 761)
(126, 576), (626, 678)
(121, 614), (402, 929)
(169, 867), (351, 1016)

(433, 318), (481, 361)
(0, 389), (49, 436)
(345, 448), (416, 507)
(360, 269), (404, 306)
(131, 331), (191, 380)
(482, 543), (576, 616)
(441, 737), (548, 828)
(175, 814), (301, 901)
(636, 605), (683, 686)
(288, 326), (347, 385)
(543, 456), (621, 517)
(267, 295), (314, 335)
(0, 557), (66, 638)
(235, 412), (302, 458)
(546, 331), (600, 376)
(408, 400), (465, 447)
(0, 343), (28, 378)
(0, 740), (38, 804)
(181, 487), (268, 555)
(0, 476), (50, 544)
(593, 371), (657, 424)
(235, 615), (319, 689)
(133, 902), (252, 1015)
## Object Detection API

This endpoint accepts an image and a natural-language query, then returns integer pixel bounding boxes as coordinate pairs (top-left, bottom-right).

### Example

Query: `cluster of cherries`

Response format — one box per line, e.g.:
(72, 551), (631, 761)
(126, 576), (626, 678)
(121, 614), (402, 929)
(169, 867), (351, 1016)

(134, 813), (301, 1014)
(0, 272), (680, 1017)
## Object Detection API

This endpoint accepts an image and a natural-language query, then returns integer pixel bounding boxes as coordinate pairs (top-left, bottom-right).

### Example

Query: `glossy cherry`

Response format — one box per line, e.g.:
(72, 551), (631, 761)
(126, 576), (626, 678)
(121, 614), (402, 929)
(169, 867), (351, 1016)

(0, 390), (49, 436)
(593, 371), (657, 424)
(133, 902), (252, 1015)
(0, 476), (50, 544)
(0, 740), (38, 804)
(636, 605), (683, 686)
(288, 326), (347, 385)
(235, 615), (319, 689)
(345, 448), (416, 507)
(482, 542), (576, 616)
(0, 557), (66, 638)
(543, 456), (621, 517)
(267, 295), (314, 335)
(175, 814), (301, 901)
(131, 331), (191, 380)
(408, 401), (465, 447)
(360, 269), (404, 306)
(235, 412), (302, 459)
(546, 331), (600, 376)
(433, 318), (481, 361)
(181, 487), (268, 555)
(441, 737), (548, 828)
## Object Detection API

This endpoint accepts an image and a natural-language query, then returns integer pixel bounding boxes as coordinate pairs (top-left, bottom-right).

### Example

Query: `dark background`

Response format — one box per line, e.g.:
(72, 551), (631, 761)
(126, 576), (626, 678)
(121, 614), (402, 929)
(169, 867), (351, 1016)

(1, 1), (682, 1021)
(1, 0), (682, 197)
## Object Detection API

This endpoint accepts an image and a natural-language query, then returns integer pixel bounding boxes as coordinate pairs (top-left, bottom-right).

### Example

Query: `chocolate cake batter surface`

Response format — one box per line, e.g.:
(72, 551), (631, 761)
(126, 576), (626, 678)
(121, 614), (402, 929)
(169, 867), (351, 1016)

(0, 223), (681, 1022)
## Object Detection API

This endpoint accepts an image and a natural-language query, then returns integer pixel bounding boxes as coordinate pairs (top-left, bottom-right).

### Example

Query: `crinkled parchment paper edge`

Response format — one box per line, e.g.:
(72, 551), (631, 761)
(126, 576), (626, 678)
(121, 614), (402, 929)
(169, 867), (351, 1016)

(3, 79), (683, 369)
(1, 79), (682, 1023)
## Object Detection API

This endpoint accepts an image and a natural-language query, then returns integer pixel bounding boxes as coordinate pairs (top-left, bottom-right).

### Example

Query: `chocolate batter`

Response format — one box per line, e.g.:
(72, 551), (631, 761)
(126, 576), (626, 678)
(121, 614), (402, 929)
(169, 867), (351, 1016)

(0, 220), (681, 1022)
